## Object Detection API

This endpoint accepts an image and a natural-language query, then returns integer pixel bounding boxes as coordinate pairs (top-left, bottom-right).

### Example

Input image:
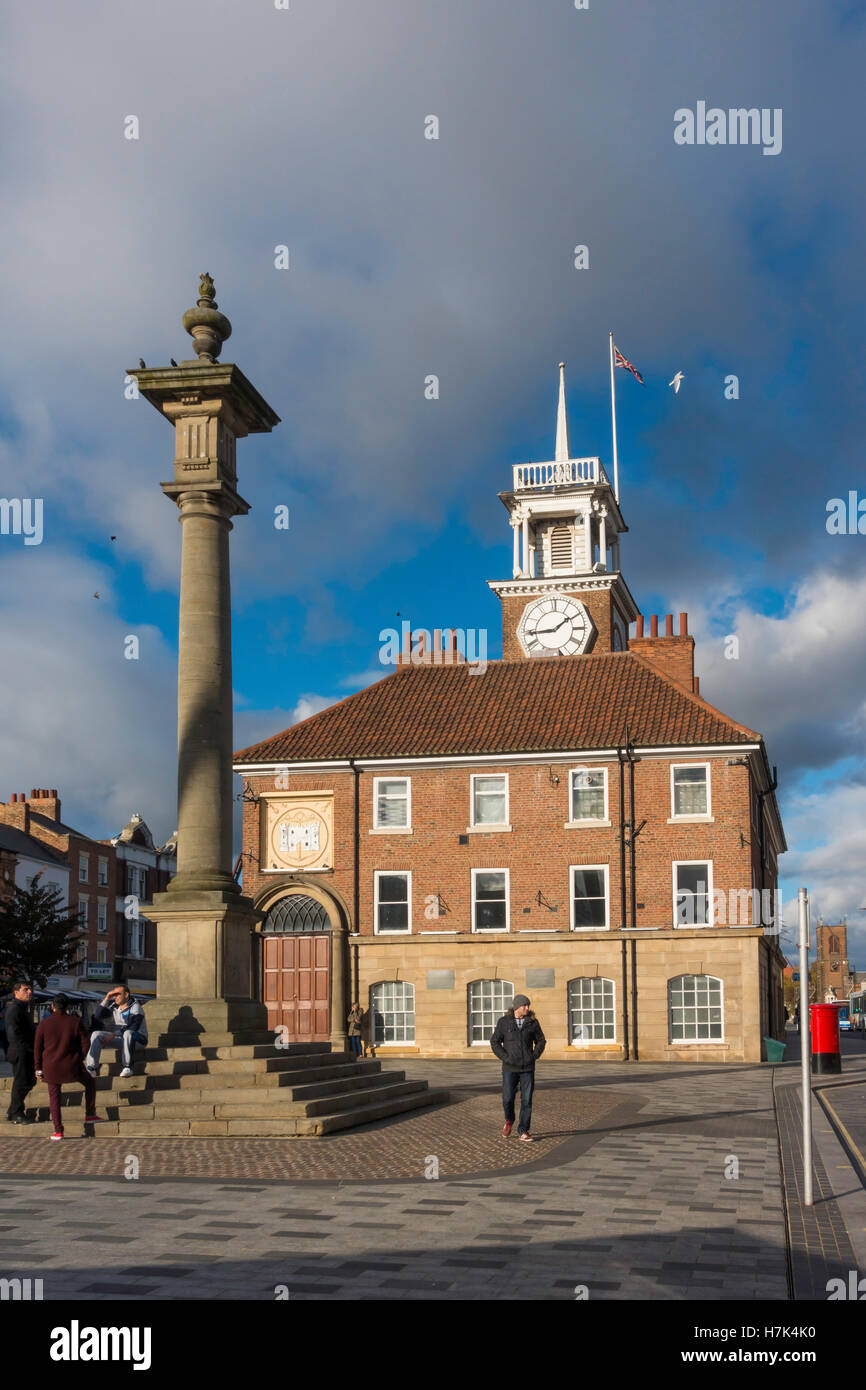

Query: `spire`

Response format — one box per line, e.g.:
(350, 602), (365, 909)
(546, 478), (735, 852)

(554, 361), (571, 462)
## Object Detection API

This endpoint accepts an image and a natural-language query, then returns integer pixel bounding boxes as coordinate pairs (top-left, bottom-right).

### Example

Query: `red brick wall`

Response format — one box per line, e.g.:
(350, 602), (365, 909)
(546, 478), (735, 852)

(242, 754), (771, 933)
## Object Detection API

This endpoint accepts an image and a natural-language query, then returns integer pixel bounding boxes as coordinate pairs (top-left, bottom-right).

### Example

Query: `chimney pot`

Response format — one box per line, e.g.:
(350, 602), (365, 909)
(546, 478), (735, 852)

(665, 614), (673, 637)
(650, 615), (658, 637)
(693, 676), (700, 695)
(30, 788), (37, 799)
(635, 615), (644, 638)
(50, 789), (57, 798)
(679, 612), (688, 636)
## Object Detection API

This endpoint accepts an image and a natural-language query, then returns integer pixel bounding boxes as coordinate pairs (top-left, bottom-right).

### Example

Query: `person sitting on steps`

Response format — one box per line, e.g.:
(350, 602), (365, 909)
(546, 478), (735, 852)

(85, 984), (148, 1079)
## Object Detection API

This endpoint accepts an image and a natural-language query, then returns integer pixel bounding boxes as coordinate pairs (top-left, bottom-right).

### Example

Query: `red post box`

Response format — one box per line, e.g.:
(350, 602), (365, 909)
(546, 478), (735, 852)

(810, 1003), (842, 1074)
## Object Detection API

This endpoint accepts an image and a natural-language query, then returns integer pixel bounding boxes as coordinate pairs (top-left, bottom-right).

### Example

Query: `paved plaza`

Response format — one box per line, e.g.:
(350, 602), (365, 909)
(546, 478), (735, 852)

(1, 1027), (864, 1300)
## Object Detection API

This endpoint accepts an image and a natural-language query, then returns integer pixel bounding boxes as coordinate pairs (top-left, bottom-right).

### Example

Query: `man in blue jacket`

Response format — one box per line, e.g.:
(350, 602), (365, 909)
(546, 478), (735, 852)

(490, 994), (546, 1142)
(85, 984), (148, 1079)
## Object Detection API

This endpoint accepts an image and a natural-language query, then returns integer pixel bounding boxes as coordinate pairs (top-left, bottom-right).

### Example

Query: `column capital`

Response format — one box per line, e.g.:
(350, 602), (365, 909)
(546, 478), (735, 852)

(160, 478), (251, 521)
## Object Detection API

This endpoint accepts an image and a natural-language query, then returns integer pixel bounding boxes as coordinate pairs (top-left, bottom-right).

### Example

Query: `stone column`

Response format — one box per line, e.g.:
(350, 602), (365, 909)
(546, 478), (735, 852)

(511, 514), (520, 578)
(130, 275), (281, 1045)
(329, 918), (348, 1053)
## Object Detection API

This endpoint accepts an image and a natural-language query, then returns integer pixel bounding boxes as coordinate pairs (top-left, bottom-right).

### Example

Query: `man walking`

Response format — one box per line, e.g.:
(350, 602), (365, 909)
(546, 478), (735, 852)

(4, 981), (36, 1124)
(490, 994), (546, 1142)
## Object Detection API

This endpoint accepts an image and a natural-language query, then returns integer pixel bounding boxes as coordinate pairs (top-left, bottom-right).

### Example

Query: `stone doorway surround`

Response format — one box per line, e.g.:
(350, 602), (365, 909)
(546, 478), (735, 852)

(253, 877), (350, 1053)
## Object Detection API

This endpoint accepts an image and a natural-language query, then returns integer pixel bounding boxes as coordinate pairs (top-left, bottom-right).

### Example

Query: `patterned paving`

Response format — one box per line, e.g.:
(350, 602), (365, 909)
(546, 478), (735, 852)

(0, 1057), (795, 1299)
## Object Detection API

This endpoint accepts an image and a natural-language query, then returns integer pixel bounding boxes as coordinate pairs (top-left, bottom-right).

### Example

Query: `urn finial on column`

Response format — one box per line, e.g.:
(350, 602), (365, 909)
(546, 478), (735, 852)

(181, 271), (233, 363)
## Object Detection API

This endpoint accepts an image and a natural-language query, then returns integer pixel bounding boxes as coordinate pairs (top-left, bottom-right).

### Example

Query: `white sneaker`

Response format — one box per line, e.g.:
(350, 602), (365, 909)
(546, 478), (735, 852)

(120, 1067), (133, 1078)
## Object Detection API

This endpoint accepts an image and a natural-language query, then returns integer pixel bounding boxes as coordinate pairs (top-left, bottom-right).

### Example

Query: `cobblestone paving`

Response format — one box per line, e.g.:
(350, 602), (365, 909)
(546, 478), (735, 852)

(0, 1058), (793, 1300)
(0, 1083), (618, 1180)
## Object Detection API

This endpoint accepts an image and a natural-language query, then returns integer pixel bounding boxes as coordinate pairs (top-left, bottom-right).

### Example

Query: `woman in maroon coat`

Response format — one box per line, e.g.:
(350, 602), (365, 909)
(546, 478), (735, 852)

(34, 995), (100, 1139)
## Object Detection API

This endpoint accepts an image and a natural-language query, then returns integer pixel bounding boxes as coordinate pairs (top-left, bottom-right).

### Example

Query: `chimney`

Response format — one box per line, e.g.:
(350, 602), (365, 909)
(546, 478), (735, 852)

(629, 610), (696, 695)
(28, 788), (62, 822)
(1, 794), (30, 834)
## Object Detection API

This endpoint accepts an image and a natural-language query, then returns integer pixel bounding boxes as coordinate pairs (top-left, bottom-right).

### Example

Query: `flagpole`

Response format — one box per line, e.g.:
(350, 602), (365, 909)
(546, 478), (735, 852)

(609, 331), (619, 502)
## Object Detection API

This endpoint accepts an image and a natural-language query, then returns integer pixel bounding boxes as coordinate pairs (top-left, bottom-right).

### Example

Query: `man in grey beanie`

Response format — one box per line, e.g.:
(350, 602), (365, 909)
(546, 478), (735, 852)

(490, 994), (546, 1141)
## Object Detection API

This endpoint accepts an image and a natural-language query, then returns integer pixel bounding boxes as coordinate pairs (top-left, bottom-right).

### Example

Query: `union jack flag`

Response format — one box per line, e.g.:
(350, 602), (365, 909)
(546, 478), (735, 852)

(614, 346), (644, 384)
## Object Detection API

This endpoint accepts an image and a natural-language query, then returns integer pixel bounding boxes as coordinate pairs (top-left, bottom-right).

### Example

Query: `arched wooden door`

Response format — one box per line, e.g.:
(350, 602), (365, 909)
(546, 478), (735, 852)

(261, 893), (331, 1041)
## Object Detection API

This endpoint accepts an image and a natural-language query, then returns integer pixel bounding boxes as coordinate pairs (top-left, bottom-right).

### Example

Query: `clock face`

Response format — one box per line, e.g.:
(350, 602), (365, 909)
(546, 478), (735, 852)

(517, 595), (593, 656)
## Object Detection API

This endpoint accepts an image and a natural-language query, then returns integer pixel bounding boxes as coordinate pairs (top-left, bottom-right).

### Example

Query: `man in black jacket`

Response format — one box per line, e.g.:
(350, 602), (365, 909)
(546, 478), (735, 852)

(4, 981), (36, 1123)
(490, 994), (546, 1142)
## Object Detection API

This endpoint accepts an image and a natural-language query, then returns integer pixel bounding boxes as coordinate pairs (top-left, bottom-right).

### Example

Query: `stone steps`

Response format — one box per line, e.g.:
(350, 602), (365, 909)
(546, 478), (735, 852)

(1, 1036), (449, 1137)
(2, 1086), (450, 1138)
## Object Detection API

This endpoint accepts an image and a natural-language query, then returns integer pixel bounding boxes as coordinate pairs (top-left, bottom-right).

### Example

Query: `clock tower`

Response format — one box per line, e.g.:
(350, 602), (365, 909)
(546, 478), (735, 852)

(489, 364), (639, 659)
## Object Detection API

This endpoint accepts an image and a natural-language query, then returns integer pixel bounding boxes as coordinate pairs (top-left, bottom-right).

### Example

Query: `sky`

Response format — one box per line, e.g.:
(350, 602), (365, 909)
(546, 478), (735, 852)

(1, 0), (864, 965)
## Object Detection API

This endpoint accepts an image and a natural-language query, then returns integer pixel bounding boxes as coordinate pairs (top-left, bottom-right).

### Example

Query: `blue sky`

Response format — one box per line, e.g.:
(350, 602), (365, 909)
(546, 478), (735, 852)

(1, 0), (865, 963)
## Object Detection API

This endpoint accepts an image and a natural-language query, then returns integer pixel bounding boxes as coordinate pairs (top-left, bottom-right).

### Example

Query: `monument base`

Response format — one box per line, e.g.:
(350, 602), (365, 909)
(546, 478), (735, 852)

(145, 887), (268, 1045)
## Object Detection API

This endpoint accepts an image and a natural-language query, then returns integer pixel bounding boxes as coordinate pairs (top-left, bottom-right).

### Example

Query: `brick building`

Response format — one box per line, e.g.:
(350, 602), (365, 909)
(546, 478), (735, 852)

(0, 794), (175, 993)
(234, 369), (787, 1063)
(814, 921), (854, 1002)
(104, 814), (177, 998)
(0, 791), (118, 985)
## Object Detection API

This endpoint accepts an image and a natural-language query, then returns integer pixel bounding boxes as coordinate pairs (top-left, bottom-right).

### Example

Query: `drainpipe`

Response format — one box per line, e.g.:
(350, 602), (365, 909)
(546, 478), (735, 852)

(631, 937), (639, 1061)
(350, 757), (361, 1001)
(618, 748), (630, 1059)
(758, 762), (779, 1036)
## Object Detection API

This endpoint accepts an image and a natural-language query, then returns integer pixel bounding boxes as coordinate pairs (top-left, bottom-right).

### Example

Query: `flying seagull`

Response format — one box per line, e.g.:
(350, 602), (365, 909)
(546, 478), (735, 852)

(93, 592), (100, 599)
(669, 372), (685, 394)
(138, 358), (146, 369)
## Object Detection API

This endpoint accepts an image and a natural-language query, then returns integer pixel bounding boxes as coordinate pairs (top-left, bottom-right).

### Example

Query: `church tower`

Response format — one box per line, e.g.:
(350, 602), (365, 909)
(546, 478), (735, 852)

(489, 364), (639, 659)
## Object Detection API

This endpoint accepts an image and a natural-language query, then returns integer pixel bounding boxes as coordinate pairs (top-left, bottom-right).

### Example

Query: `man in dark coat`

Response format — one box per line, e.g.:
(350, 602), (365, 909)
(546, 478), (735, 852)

(34, 994), (99, 1139)
(490, 994), (546, 1142)
(4, 981), (36, 1123)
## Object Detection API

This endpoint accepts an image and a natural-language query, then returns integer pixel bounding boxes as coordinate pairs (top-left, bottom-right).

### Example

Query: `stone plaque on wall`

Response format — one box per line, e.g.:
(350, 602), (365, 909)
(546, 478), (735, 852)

(426, 970), (455, 990)
(526, 968), (555, 989)
(261, 792), (334, 873)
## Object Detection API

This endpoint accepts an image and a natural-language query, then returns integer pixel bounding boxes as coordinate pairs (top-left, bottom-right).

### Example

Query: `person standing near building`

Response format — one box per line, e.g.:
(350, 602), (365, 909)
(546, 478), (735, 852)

(490, 994), (546, 1142)
(347, 1002), (364, 1057)
(4, 981), (36, 1124)
(34, 994), (100, 1139)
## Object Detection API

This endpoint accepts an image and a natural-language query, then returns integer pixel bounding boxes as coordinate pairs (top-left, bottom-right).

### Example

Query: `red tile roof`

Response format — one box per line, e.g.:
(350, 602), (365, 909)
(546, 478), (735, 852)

(234, 654), (760, 763)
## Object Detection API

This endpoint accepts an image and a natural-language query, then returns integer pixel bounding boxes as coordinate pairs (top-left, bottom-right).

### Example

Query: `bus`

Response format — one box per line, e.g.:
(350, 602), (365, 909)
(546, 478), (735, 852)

(850, 991), (866, 1034)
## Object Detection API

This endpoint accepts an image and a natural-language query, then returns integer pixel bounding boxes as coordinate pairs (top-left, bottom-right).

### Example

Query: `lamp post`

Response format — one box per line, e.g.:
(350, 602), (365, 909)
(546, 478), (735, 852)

(129, 275), (280, 1043)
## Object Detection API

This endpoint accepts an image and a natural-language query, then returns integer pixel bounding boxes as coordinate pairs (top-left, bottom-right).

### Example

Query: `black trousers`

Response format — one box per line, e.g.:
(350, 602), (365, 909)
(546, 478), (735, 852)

(502, 1067), (535, 1134)
(7, 1052), (35, 1118)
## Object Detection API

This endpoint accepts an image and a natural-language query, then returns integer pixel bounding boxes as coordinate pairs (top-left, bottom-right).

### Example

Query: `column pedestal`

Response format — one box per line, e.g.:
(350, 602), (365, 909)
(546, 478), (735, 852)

(145, 889), (268, 1045)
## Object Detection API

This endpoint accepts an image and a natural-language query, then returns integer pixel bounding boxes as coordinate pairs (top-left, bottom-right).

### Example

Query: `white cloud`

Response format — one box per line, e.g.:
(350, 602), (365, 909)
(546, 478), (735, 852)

(0, 548), (177, 842)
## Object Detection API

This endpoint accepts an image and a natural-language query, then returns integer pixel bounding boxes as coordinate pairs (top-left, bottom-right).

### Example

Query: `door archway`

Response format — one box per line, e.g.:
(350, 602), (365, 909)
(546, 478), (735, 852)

(261, 892), (332, 1040)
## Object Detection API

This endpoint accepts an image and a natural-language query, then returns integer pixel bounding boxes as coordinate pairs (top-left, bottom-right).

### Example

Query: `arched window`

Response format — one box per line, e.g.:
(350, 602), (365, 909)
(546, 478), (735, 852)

(370, 981), (415, 1043)
(568, 977), (616, 1043)
(262, 894), (331, 933)
(468, 979), (513, 1044)
(828, 934), (841, 957)
(669, 974), (723, 1043)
